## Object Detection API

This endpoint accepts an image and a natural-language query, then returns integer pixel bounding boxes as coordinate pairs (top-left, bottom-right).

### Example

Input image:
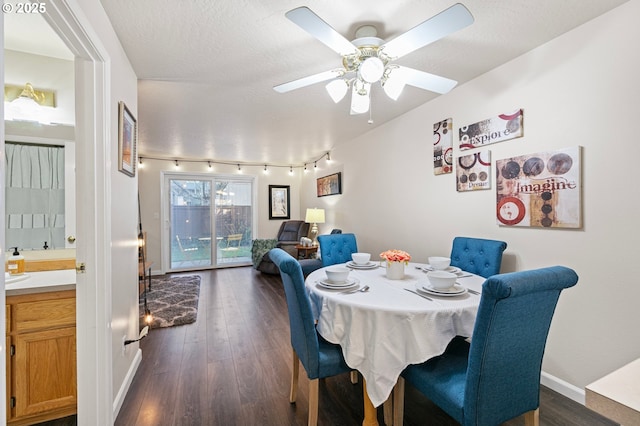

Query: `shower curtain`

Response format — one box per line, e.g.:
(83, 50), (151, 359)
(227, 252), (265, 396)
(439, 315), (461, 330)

(5, 142), (65, 250)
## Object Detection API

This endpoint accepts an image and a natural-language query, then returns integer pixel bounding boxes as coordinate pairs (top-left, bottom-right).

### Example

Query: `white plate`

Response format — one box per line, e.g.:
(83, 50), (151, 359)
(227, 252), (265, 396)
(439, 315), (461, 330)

(422, 265), (461, 274)
(346, 261), (378, 269)
(317, 280), (360, 291)
(317, 277), (359, 288)
(418, 283), (467, 297)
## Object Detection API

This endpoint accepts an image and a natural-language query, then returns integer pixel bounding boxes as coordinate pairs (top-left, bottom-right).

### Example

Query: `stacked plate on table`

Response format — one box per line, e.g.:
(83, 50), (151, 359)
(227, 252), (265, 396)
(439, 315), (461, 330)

(417, 282), (467, 297)
(346, 261), (378, 270)
(317, 277), (360, 291)
(422, 265), (461, 274)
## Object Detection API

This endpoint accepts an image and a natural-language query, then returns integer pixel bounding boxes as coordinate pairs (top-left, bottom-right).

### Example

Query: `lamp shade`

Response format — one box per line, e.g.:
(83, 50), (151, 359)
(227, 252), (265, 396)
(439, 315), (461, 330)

(305, 208), (325, 224)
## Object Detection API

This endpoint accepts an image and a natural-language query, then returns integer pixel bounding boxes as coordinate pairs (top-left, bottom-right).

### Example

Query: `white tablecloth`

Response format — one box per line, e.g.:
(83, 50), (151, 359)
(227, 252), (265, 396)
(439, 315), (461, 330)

(305, 262), (484, 407)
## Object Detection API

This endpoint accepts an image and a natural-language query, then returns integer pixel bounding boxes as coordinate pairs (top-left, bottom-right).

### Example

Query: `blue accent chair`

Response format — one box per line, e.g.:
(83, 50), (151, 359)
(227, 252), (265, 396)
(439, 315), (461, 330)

(317, 233), (358, 267)
(270, 248), (351, 426)
(450, 236), (507, 278)
(393, 266), (579, 426)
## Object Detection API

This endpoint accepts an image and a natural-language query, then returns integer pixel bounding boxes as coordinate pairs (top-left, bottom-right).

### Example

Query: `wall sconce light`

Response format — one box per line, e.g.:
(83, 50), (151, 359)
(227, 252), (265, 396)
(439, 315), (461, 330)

(4, 82), (56, 106)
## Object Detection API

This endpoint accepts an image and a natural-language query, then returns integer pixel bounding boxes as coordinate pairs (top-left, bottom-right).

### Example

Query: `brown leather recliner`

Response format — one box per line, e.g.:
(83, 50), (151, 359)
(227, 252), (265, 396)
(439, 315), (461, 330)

(254, 220), (310, 274)
(275, 220), (310, 257)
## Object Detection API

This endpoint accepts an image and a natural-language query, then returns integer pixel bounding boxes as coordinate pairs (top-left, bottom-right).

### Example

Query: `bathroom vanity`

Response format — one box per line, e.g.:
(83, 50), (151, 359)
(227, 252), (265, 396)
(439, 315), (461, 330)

(5, 268), (76, 425)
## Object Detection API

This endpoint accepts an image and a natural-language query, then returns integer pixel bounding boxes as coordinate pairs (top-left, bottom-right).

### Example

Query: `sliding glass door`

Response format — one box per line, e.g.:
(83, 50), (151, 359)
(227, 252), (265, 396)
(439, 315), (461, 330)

(164, 173), (254, 271)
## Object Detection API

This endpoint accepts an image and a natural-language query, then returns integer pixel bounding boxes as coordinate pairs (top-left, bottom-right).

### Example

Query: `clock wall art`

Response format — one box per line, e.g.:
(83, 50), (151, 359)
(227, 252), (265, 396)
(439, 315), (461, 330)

(496, 146), (582, 228)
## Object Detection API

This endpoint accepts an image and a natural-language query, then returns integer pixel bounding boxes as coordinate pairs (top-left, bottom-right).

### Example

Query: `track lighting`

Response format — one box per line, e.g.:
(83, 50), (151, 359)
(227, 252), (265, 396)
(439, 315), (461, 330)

(130, 156), (332, 172)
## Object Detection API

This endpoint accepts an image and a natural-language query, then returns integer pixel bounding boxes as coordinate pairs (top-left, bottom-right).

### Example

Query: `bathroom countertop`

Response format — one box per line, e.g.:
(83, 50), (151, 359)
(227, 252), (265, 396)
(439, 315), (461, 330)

(5, 269), (76, 296)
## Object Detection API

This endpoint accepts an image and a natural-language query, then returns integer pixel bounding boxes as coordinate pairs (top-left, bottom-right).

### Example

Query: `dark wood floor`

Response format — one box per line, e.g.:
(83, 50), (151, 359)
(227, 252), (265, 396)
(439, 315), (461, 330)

(113, 266), (617, 426)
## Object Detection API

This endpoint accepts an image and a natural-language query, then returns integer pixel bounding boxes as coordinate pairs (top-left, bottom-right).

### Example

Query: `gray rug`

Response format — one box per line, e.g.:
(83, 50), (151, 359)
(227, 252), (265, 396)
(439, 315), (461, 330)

(140, 275), (201, 329)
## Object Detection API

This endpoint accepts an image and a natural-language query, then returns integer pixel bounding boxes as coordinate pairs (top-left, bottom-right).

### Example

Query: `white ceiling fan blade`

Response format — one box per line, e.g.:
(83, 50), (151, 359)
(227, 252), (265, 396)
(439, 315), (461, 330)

(286, 7), (358, 56)
(396, 66), (458, 94)
(381, 3), (474, 59)
(274, 69), (342, 93)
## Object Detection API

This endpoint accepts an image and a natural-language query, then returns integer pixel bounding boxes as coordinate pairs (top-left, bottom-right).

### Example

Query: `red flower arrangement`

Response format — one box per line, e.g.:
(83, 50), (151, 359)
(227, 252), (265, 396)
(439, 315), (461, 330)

(379, 249), (411, 264)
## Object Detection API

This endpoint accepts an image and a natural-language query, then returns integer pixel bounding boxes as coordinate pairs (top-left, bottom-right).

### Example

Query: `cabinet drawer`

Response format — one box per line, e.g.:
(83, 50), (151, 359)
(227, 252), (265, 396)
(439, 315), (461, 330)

(14, 298), (75, 333)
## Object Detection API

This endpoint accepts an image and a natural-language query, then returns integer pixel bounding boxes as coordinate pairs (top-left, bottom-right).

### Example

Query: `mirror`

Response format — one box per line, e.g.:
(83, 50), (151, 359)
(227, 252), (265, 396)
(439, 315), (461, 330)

(4, 121), (76, 252)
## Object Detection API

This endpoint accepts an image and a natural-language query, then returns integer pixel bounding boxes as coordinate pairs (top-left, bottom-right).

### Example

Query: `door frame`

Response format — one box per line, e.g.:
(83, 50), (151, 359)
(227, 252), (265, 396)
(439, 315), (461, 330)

(43, 2), (113, 424)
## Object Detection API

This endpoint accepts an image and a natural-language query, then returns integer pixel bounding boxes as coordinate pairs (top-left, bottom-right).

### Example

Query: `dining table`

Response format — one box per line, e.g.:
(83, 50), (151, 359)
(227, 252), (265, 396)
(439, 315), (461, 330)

(304, 261), (485, 426)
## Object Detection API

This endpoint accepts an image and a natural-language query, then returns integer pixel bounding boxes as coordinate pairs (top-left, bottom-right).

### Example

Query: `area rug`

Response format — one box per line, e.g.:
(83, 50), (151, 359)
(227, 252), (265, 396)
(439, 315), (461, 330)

(140, 275), (201, 329)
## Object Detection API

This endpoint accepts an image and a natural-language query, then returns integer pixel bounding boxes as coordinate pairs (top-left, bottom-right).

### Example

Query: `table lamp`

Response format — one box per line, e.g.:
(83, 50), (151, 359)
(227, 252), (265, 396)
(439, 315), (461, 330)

(305, 208), (325, 246)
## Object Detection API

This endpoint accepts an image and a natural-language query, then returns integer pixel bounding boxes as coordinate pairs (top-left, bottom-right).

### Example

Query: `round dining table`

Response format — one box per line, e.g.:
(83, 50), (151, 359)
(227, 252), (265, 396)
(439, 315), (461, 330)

(305, 261), (485, 426)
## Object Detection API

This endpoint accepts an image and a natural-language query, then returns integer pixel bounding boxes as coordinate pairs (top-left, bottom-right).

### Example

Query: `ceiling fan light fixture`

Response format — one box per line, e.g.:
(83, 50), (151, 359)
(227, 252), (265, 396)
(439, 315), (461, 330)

(350, 82), (370, 114)
(383, 70), (407, 100)
(326, 79), (348, 103)
(359, 57), (385, 83)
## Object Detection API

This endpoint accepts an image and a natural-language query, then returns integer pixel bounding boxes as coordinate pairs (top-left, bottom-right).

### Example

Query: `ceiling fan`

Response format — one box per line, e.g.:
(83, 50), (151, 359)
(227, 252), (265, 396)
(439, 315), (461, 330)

(274, 3), (474, 115)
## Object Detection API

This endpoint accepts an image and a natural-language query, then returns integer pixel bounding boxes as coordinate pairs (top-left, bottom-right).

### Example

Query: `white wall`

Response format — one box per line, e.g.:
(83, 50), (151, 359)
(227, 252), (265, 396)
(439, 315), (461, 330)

(138, 159), (303, 273)
(301, 0), (640, 397)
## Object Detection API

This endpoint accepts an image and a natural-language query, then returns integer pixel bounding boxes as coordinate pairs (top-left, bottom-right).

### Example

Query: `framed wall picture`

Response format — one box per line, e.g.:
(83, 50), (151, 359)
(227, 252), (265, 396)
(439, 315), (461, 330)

(496, 146), (582, 228)
(317, 172), (342, 197)
(118, 101), (137, 177)
(269, 185), (290, 219)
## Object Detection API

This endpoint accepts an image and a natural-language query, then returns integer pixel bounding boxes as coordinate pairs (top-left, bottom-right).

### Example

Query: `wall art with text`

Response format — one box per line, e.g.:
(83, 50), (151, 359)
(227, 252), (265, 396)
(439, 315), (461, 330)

(496, 146), (582, 228)
(459, 109), (523, 150)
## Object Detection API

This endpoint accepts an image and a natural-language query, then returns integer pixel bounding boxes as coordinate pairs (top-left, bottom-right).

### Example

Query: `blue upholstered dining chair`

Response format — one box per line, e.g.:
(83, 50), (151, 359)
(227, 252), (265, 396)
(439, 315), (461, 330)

(392, 266), (579, 426)
(270, 248), (352, 426)
(317, 233), (358, 267)
(449, 236), (507, 278)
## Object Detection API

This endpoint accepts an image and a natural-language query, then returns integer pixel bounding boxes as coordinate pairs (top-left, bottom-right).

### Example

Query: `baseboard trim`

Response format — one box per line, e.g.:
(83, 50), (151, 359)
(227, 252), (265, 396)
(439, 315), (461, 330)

(113, 348), (142, 418)
(541, 370), (585, 405)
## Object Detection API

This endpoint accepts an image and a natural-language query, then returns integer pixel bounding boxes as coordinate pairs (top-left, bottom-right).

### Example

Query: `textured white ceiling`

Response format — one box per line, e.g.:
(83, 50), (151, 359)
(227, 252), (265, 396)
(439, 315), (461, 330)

(7, 1), (630, 165)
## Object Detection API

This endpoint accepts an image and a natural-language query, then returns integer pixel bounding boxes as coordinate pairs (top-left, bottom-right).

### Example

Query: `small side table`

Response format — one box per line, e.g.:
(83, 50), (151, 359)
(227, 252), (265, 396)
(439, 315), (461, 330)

(296, 244), (318, 260)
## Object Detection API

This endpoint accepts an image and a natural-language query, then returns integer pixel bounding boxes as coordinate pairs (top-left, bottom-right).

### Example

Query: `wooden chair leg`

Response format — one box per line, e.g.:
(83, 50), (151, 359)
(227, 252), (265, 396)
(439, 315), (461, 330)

(350, 370), (359, 384)
(523, 408), (539, 426)
(383, 396), (393, 426)
(392, 378), (405, 426)
(308, 378), (319, 426)
(290, 348), (299, 403)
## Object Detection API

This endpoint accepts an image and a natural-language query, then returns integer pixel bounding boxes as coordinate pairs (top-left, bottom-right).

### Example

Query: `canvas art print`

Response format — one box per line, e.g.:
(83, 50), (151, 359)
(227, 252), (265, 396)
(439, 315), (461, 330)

(456, 151), (491, 192)
(433, 118), (453, 175)
(459, 109), (523, 150)
(496, 146), (582, 228)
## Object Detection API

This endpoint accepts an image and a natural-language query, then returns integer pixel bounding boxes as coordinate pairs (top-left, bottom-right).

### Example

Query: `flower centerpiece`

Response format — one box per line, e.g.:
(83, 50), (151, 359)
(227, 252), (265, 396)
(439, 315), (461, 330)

(380, 249), (411, 280)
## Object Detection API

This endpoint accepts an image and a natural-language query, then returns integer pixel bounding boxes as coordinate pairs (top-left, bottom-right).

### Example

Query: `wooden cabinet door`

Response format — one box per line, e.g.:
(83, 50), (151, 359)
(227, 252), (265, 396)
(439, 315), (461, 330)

(13, 327), (77, 417)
